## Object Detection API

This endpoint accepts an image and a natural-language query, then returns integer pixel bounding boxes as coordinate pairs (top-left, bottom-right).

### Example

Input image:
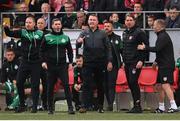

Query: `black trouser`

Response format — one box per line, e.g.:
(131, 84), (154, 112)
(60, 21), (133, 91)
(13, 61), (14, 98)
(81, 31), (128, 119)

(104, 66), (118, 107)
(124, 63), (142, 106)
(6, 93), (13, 106)
(47, 63), (73, 110)
(72, 85), (98, 109)
(16, 61), (41, 110)
(40, 67), (47, 109)
(72, 87), (82, 107)
(82, 63), (106, 109)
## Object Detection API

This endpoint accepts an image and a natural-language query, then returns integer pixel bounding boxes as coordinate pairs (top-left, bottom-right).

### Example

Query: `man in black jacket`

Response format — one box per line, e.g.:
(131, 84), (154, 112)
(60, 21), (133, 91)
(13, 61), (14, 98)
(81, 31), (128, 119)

(13, 2), (29, 27)
(41, 18), (75, 115)
(103, 21), (123, 111)
(1, 48), (20, 109)
(72, 55), (83, 111)
(36, 17), (50, 110)
(138, 19), (178, 113)
(122, 14), (148, 113)
(77, 14), (113, 113)
(165, 6), (180, 28)
(4, 16), (44, 113)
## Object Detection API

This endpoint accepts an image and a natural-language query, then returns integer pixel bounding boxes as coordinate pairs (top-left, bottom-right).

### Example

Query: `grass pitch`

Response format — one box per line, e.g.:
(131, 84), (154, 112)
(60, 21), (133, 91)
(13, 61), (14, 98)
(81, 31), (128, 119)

(0, 110), (180, 120)
(0, 100), (179, 120)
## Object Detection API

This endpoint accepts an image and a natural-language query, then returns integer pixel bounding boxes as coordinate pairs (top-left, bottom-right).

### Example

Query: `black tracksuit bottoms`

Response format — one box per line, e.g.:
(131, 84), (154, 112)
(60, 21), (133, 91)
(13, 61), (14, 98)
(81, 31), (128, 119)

(104, 66), (118, 107)
(16, 60), (41, 109)
(124, 64), (142, 106)
(46, 63), (73, 110)
(82, 63), (106, 109)
(40, 67), (47, 108)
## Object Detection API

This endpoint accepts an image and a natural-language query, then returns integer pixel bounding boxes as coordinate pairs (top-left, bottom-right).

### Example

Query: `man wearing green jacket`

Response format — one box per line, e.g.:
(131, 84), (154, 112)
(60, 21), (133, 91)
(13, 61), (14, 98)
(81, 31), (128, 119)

(41, 18), (75, 115)
(4, 16), (44, 113)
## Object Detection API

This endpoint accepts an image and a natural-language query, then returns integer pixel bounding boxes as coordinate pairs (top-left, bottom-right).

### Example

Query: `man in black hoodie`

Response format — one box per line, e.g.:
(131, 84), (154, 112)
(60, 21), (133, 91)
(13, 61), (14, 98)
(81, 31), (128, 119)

(4, 16), (44, 113)
(138, 19), (178, 113)
(41, 18), (75, 115)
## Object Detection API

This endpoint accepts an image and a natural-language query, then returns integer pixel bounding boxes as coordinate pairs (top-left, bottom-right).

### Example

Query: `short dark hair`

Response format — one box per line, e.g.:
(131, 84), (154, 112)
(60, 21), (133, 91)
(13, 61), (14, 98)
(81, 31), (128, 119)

(6, 48), (15, 53)
(170, 6), (179, 11)
(37, 17), (46, 22)
(51, 18), (61, 25)
(26, 15), (35, 23)
(147, 14), (156, 20)
(89, 14), (98, 18)
(64, 0), (75, 8)
(76, 54), (83, 59)
(134, 2), (142, 6)
(125, 13), (135, 20)
(103, 21), (113, 25)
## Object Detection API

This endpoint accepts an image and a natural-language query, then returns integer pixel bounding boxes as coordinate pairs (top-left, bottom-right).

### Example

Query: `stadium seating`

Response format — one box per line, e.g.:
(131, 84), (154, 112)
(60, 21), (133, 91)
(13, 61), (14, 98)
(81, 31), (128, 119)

(116, 68), (129, 93)
(116, 67), (179, 93)
(54, 69), (74, 93)
(172, 67), (179, 90)
(115, 67), (179, 111)
(138, 67), (157, 92)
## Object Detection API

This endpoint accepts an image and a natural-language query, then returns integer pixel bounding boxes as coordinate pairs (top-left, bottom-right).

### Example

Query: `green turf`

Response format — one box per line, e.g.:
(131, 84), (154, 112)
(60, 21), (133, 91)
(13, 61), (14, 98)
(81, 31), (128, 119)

(0, 111), (180, 120)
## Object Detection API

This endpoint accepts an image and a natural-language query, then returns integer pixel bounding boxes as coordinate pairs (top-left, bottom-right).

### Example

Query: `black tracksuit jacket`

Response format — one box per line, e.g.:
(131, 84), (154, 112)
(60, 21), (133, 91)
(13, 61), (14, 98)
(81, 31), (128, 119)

(146, 30), (175, 69)
(1, 59), (20, 83)
(122, 26), (148, 64)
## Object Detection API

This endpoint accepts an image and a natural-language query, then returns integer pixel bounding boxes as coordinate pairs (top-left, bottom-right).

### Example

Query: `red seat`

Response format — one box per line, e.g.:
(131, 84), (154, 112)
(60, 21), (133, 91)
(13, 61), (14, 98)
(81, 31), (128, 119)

(54, 80), (63, 93)
(54, 70), (74, 92)
(172, 67), (179, 90)
(68, 69), (74, 85)
(138, 67), (158, 92)
(138, 67), (157, 85)
(116, 68), (127, 85)
(116, 68), (129, 93)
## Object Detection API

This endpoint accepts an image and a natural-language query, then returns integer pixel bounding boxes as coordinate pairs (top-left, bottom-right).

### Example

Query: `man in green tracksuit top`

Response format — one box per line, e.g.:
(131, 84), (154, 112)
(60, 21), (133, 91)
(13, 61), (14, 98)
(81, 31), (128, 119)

(4, 16), (44, 113)
(41, 18), (75, 115)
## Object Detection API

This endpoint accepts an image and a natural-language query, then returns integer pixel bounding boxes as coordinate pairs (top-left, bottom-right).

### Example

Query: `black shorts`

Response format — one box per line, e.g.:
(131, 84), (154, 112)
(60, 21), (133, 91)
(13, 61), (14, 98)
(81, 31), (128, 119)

(157, 68), (174, 85)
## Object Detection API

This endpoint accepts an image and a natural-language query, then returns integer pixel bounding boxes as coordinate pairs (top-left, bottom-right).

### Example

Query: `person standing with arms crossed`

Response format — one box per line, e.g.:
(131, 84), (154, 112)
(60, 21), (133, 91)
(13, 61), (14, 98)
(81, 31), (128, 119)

(41, 18), (75, 115)
(122, 14), (148, 113)
(138, 19), (178, 113)
(77, 14), (113, 113)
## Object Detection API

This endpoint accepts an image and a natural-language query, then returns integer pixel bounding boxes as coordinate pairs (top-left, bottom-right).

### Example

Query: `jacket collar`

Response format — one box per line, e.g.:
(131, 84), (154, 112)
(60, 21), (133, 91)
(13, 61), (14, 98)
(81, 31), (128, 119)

(125, 25), (137, 33)
(51, 30), (63, 35)
(156, 29), (165, 35)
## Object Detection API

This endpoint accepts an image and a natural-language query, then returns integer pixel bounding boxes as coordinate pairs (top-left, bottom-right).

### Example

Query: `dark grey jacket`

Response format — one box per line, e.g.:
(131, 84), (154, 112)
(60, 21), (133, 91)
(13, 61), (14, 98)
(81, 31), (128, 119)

(76, 28), (112, 64)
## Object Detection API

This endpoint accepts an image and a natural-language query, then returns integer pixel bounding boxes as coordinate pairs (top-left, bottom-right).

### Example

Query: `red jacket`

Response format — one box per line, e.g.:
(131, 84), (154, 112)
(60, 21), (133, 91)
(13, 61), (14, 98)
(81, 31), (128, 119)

(124, 0), (144, 10)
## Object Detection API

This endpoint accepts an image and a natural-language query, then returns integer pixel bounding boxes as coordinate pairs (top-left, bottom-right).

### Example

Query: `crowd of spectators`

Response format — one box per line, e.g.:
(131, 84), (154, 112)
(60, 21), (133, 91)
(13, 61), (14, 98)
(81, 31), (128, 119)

(0, 0), (180, 30)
